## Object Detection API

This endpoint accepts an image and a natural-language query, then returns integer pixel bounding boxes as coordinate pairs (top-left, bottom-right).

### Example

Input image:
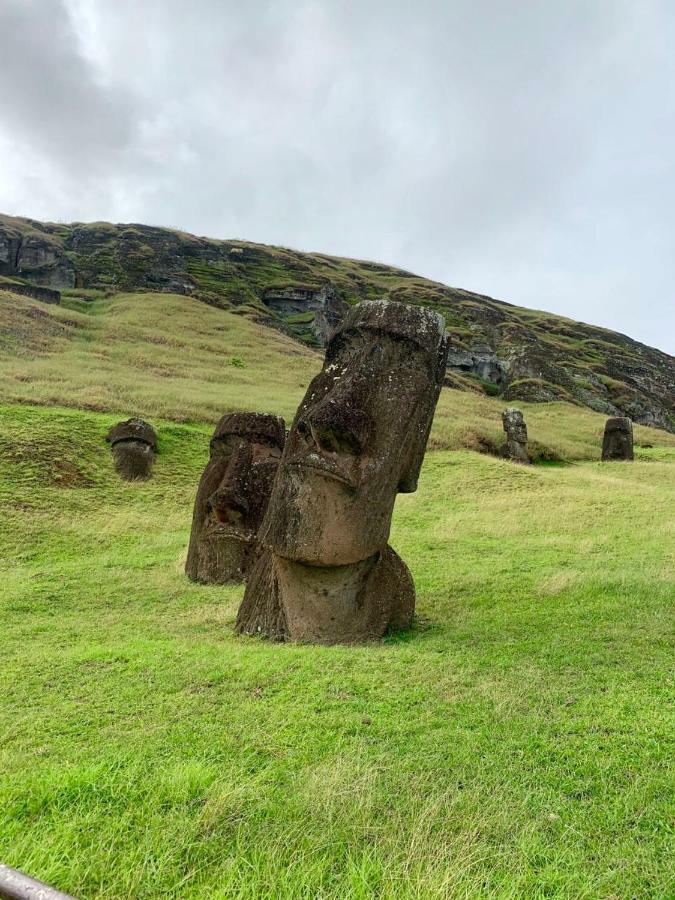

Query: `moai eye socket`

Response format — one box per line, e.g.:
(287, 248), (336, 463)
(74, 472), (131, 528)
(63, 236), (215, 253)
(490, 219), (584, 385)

(210, 438), (232, 458)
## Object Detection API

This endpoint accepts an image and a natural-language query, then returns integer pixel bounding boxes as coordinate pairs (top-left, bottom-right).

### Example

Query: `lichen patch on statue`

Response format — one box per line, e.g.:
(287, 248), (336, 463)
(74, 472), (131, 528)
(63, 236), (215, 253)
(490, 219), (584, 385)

(185, 412), (285, 584)
(236, 300), (449, 644)
(106, 419), (157, 480)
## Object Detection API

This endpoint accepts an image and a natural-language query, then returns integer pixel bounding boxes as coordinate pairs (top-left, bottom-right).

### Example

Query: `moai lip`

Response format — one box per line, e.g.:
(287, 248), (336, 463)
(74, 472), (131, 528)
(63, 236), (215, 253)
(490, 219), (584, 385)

(106, 418), (157, 480)
(236, 299), (449, 644)
(602, 416), (634, 461)
(502, 407), (530, 464)
(185, 412), (285, 584)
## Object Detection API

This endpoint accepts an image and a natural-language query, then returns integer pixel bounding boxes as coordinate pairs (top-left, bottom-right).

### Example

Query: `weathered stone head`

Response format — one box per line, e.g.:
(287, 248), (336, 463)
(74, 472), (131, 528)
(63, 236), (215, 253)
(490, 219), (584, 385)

(602, 416), (633, 461)
(185, 412), (285, 583)
(260, 301), (449, 566)
(502, 407), (530, 464)
(237, 300), (449, 643)
(106, 419), (157, 480)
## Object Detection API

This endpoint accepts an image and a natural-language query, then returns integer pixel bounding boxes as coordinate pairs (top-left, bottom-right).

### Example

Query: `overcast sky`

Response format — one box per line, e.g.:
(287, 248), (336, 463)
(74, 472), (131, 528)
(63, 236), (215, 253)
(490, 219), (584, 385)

(0, 1), (673, 353)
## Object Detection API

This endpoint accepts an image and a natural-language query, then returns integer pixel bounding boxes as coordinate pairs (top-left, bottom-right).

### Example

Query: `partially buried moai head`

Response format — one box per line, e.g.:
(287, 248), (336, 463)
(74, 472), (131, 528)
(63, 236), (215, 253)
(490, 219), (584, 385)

(602, 416), (633, 461)
(258, 300), (449, 567)
(185, 412), (285, 583)
(106, 419), (157, 480)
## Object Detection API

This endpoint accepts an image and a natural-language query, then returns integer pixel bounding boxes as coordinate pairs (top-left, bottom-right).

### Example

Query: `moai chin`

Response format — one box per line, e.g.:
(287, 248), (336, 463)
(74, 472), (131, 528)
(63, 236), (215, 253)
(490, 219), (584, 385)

(502, 407), (530, 464)
(106, 418), (157, 480)
(185, 412), (285, 584)
(601, 416), (634, 461)
(236, 300), (449, 644)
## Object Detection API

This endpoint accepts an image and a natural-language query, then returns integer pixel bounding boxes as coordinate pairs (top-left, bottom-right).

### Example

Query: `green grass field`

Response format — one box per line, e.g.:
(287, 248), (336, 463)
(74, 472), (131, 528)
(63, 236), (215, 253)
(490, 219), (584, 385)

(0, 288), (674, 898)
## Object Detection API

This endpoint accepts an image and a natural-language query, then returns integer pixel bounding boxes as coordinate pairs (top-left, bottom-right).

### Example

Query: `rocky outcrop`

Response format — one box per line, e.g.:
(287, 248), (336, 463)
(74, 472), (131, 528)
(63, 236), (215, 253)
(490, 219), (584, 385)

(0, 220), (74, 288)
(262, 282), (349, 343)
(446, 344), (506, 385)
(0, 278), (60, 304)
(0, 231), (20, 271)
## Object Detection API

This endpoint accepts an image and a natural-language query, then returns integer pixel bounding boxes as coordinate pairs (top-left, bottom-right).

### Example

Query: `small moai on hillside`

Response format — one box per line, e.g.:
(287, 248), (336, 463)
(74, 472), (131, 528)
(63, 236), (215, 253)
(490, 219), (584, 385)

(602, 416), (634, 461)
(106, 418), (157, 480)
(236, 299), (449, 644)
(185, 412), (285, 584)
(501, 407), (530, 464)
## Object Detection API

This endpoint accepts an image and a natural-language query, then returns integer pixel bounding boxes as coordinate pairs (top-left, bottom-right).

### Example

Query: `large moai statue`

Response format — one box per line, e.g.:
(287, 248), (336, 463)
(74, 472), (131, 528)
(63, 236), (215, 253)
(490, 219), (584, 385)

(501, 407), (530, 464)
(236, 300), (449, 644)
(602, 416), (634, 461)
(186, 412), (285, 583)
(106, 418), (157, 480)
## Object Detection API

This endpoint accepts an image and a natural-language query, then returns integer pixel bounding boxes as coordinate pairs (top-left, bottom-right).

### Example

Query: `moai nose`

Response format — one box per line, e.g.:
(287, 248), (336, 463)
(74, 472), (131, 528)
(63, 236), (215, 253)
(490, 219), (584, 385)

(208, 488), (249, 525)
(207, 440), (252, 523)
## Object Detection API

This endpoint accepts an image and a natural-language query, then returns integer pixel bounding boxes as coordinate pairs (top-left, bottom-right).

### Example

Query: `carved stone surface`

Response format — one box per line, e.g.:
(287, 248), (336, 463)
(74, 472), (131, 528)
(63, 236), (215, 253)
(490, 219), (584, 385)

(106, 418), (157, 480)
(186, 412), (285, 584)
(236, 299), (449, 643)
(601, 416), (634, 461)
(502, 407), (530, 463)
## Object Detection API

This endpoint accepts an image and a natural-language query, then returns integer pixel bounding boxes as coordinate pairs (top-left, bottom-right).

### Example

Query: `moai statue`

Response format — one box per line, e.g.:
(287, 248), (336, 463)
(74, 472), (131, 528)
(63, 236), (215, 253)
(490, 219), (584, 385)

(602, 416), (633, 461)
(236, 300), (449, 644)
(501, 408), (530, 464)
(106, 418), (157, 480)
(186, 412), (285, 584)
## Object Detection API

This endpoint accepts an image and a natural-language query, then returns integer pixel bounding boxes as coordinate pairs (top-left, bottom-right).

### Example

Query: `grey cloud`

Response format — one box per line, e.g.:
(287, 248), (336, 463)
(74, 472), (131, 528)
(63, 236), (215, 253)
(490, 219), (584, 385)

(0, 0), (140, 172)
(0, 0), (672, 351)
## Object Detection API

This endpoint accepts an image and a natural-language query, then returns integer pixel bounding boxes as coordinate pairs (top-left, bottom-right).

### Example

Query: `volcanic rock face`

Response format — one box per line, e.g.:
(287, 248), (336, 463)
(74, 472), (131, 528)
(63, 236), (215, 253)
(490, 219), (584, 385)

(185, 412), (285, 584)
(236, 300), (449, 644)
(106, 419), (157, 480)
(502, 407), (530, 463)
(0, 222), (75, 289)
(0, 279), (60, 304)
(601, 417), (634, 461)
(446, 344), (506, 385)
(262, 282), (349, 344)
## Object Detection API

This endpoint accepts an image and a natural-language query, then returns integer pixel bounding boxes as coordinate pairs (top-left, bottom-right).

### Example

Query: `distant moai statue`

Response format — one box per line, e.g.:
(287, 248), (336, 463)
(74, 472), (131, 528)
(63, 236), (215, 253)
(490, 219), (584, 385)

(602, 417), (634, 461)
(501, 408), (530, 464)
(236, 300), (449, 644)
(106, 419), (157, 480)
(186, 412), (285, 584)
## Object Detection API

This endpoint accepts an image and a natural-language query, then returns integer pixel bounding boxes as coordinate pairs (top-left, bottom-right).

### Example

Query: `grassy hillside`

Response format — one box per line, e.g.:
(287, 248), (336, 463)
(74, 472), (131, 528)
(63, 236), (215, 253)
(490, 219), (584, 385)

(1, 213), (674, 430)
(1, 403), (673, 898)
(0, 289), (315, 424)
(1, 288), (673, 460)
(1, 272), (673, 896)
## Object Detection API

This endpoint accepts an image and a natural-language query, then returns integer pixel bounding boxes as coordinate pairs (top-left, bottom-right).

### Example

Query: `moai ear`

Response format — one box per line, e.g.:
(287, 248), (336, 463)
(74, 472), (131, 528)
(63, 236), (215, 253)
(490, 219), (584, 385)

(398, 333), (449, 493)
